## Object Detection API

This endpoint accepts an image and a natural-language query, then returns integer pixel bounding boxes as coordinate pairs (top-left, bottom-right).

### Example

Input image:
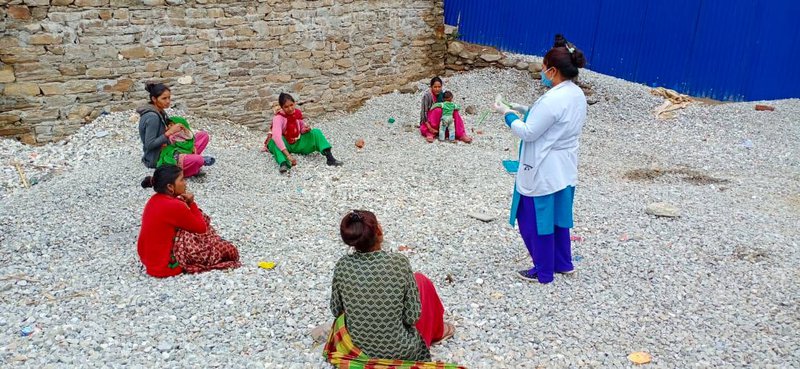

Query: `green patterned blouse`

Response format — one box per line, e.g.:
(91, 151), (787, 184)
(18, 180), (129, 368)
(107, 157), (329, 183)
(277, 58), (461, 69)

(330, 250), (430, 361)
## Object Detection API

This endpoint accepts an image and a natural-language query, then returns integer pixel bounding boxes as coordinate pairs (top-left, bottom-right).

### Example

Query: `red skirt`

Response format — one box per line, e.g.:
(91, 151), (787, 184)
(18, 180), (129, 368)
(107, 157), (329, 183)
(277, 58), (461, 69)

(414, 272), (445, 347)
(173, 212), (241, 274)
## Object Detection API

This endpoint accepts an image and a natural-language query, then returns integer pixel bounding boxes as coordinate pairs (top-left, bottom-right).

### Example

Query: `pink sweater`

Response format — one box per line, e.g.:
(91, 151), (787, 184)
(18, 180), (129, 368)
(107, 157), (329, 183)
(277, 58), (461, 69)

(270, 111), (306, 151)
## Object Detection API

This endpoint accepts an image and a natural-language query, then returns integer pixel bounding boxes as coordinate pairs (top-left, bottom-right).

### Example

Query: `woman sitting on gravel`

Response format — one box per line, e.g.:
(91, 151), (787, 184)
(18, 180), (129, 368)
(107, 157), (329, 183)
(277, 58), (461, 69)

(263, 93), (342, 174)
(492, 34), (587, 284)
(137, 165), (240, 278)
(137, 82), (214, 178)
(419, 76), (472, 144)
(325, 210), (461, 368)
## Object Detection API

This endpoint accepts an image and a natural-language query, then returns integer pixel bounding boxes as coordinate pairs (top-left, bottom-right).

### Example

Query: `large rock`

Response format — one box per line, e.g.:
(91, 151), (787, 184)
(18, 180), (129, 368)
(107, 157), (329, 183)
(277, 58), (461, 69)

(528, 62), (543, 73)
(645, 202), (681, 217)
(7, 6), (32, 20)
(103, 78), (134, 92)
(23, 0), (50, 6)
(447, 41), (464, 56)
(75, 0), (110, 5)
(480, 53), (502, 62)
(0, 65), (15, 83)
(3, 83), (40, 96)
(500, 58), (517, 67)
(119, 46), (152, 59)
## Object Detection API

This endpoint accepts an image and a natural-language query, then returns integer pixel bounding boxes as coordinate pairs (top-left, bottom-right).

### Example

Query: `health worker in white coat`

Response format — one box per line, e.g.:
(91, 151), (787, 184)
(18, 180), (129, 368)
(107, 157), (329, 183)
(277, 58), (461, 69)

(493, 34), (587, 284)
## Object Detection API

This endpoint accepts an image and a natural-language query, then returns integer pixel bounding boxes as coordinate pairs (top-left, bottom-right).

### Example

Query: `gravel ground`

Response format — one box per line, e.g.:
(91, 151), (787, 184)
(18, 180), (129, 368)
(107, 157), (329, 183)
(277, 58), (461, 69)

(1, 68), (799, 368)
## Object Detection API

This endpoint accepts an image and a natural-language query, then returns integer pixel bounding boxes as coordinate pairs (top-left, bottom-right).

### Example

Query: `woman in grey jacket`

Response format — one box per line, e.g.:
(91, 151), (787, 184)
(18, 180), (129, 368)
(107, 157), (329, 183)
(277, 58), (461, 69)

(137, 83), (213, 177)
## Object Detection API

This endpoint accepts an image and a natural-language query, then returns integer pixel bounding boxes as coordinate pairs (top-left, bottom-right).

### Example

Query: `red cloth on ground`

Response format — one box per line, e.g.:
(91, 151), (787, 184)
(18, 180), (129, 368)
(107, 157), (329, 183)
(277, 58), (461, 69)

(137, 193), (207, 278)
(413, 272), (445, 347)
(173, 211), (241, 274)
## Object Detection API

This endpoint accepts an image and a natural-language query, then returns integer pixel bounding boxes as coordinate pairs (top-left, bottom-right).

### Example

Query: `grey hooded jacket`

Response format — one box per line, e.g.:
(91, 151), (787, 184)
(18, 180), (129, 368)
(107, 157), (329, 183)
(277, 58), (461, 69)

(137, 104), (169, 168)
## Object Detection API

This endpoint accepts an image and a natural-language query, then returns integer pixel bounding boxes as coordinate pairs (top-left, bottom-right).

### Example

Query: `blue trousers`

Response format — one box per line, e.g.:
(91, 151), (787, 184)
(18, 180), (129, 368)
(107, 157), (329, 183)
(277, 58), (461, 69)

(517, 195), (574, 283)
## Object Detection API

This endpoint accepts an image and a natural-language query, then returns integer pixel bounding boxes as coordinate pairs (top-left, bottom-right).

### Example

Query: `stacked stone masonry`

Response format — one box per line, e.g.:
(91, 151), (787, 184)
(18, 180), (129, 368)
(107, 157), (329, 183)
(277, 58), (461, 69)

(444, 39), (542, 77)
(0, 0), (445, 143)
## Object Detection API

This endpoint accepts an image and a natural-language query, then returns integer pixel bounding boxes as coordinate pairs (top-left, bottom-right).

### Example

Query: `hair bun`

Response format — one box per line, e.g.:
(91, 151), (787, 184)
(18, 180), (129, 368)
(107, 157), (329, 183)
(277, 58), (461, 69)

(570, 49), (587, 68)
(140, 176), (154, 189)
(144, 82), (155, 93)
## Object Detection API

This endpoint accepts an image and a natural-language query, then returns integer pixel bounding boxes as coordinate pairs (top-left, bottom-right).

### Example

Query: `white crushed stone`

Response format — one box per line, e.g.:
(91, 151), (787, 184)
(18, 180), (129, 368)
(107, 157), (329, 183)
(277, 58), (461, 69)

(1, 68), (799, 368)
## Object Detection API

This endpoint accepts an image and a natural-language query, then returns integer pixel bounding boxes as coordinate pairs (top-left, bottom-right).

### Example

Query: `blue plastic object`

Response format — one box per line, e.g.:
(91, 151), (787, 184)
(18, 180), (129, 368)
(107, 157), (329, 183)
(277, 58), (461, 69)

(502, 160), (518, 174)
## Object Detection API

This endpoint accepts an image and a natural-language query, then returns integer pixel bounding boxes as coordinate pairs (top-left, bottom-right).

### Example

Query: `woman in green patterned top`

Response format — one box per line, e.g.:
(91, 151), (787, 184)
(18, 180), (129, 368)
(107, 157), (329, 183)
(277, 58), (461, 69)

(330, 210), (455, 361)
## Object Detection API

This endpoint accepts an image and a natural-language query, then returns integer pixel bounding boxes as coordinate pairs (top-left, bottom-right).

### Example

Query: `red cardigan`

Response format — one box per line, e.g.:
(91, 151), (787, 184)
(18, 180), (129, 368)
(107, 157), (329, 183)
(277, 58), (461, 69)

(137, 193), (207, 278)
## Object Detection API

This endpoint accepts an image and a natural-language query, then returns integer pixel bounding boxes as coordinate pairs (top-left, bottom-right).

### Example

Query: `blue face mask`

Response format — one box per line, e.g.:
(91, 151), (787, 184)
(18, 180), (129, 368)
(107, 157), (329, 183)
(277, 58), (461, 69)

(540, 68), (553, 88)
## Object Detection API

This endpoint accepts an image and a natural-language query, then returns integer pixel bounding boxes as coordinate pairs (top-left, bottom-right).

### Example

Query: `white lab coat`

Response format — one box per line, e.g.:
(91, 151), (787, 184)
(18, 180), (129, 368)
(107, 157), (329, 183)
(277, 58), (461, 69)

(510, 80), (587, 197)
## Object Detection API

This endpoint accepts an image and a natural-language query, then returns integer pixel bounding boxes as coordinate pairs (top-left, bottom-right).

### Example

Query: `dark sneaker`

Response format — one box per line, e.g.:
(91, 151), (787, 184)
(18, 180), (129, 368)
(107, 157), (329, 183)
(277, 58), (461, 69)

(279, 162), (290, 174)
(515, 268), (538, 282)
(203, 156), (215, 166)
(326, 159), (343, 166)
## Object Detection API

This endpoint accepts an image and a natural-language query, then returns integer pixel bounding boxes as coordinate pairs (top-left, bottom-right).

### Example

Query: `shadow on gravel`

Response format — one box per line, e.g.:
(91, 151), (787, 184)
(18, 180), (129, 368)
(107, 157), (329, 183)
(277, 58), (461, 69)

(624, 167), (729, 186)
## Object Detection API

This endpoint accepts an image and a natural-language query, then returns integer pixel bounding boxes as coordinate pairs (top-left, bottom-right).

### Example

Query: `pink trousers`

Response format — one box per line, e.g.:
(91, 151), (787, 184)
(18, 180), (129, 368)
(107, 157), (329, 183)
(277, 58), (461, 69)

(419, 109), (468, 139)
(182, 131), (209, 178)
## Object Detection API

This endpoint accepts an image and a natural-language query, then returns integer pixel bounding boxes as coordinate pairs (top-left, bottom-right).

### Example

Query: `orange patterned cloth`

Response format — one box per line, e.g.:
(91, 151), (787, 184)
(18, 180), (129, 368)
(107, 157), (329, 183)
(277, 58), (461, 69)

(173, 211), (241, 274)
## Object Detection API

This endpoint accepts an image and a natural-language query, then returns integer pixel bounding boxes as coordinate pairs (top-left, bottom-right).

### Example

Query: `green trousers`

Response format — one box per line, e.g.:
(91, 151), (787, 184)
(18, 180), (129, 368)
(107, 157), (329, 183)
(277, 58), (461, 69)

(267, 128), (332, 167)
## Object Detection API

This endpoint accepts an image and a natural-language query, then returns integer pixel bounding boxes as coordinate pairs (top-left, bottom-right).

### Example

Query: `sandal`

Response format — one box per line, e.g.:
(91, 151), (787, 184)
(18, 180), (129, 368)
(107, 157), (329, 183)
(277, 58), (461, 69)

(432, 322), (455, 345)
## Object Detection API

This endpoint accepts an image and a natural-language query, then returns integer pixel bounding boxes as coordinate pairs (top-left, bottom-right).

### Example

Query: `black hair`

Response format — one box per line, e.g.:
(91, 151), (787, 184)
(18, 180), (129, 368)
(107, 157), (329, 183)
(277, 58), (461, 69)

(340, 210), (380, 253)
(443, 91), (453, 100)
(141, 164), (183, 194)
(543, 34), (587, 80)
(430, 76), (443, 87)
(278, 92), (295, 108)
(144, 82), (170, 104)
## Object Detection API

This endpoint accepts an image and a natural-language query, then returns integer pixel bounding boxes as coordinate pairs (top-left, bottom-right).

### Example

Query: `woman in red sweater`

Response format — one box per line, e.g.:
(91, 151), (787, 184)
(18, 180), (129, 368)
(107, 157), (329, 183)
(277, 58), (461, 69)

(137, 165), (208, 278)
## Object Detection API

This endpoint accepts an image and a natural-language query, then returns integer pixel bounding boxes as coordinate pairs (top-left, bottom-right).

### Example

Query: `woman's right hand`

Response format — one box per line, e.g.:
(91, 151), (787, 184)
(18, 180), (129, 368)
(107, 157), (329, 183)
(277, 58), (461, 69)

(425, 122), (438, 135)
(286, 154), (297, 166)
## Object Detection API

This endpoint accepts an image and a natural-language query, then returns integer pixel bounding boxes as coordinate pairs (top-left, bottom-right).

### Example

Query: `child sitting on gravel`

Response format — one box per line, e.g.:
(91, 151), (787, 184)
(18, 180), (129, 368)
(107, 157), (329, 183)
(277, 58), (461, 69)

(430, 91), (460, 142)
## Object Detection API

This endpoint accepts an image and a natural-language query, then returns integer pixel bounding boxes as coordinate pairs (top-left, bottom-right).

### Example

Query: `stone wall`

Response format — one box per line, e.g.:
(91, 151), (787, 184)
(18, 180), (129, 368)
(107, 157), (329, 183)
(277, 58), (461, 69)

(0, 0), (445, 143)
(445, 39), (542, 76)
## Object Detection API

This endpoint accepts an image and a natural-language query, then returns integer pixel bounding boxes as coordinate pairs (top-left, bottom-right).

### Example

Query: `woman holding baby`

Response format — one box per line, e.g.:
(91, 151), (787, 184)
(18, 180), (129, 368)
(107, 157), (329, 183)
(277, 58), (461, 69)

(137, 82), (215, 178)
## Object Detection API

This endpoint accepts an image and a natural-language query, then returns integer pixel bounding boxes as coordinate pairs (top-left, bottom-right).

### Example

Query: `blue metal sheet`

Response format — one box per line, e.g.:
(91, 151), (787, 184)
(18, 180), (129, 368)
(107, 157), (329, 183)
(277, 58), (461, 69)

(444, 0), (800, 101)
(683, 0), (761, 100)
(635, 0), (703, 92)
(589, 0), (650, 81)
(745, 0), (800, 100)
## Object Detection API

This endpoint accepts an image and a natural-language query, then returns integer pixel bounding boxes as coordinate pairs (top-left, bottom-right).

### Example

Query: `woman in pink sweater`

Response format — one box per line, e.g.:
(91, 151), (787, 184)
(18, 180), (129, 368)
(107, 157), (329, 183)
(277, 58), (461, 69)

(263, 93), (343, 174)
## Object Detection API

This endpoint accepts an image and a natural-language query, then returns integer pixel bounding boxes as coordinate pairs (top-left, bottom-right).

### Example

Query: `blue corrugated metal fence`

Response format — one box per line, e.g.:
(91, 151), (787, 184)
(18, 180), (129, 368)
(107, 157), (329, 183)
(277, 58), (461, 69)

(444, 0), (800, 101)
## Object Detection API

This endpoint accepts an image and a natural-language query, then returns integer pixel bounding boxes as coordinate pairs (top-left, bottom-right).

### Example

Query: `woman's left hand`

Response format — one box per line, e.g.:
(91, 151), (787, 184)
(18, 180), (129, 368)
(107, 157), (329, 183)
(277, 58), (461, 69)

(301, 126), (311, 134)
(179, 192), (195, 205)
(493, 100), (513, 115)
